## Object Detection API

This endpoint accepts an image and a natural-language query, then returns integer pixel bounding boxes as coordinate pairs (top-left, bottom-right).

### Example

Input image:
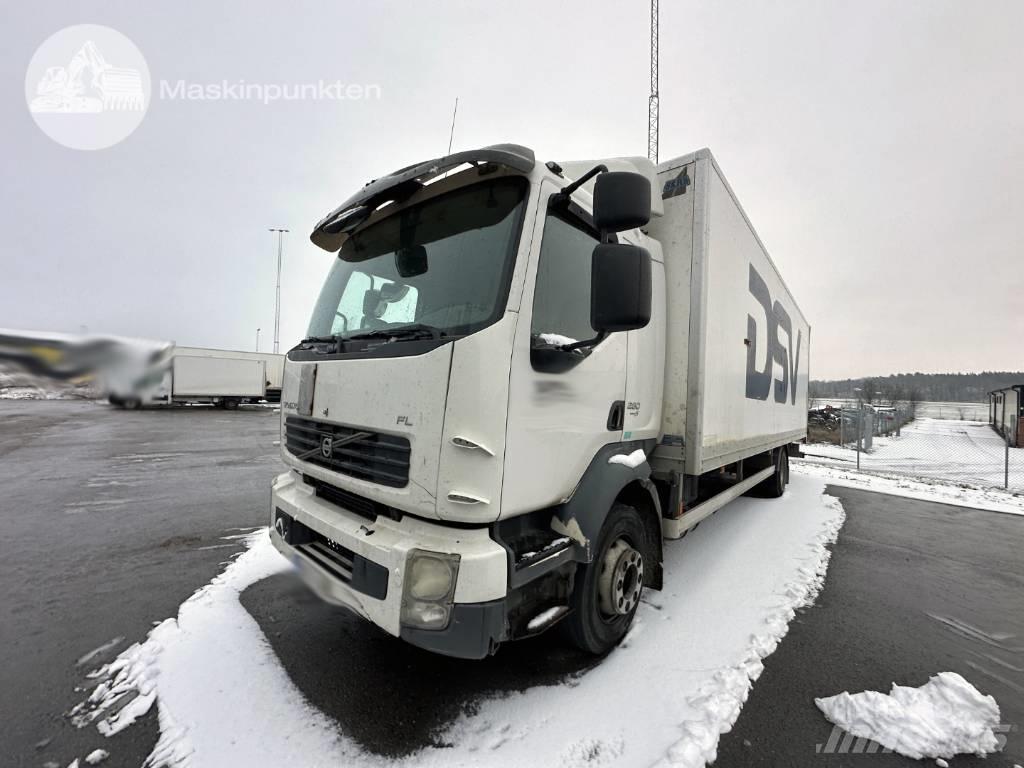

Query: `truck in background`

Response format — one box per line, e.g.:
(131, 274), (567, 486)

(108, 345), (284, 409)
(269, 144), (810, 658)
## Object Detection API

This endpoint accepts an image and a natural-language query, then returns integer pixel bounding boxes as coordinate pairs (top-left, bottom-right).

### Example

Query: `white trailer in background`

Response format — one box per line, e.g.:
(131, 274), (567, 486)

(269, 143), (810, 659)
(175, 346), (284, 402)
(108, 346), (284, 408)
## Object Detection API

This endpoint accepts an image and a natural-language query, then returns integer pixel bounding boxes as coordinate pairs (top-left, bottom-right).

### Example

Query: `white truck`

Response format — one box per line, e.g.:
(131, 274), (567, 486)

(270, 144), (809, 658)
(109, 346), (284, 408)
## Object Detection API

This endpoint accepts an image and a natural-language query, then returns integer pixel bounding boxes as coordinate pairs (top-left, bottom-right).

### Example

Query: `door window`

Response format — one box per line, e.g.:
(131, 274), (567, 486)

(531, 213), (599, 349)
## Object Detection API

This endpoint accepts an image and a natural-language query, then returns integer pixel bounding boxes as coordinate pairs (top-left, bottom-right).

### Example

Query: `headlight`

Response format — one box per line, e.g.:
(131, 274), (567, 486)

(401, 550), (460, 630)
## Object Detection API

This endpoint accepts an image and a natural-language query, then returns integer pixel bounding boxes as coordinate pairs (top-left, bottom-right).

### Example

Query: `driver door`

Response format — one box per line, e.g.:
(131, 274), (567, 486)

(501, 180), (628, 517)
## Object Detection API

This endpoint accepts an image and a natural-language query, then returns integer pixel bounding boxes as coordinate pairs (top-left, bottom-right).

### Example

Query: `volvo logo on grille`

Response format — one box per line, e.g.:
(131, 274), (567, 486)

(320, 435), (333, 459)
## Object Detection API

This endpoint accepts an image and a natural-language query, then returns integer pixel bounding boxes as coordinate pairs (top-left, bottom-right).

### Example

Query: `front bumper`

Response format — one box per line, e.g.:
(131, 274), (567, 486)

(270, 471), (509, 657)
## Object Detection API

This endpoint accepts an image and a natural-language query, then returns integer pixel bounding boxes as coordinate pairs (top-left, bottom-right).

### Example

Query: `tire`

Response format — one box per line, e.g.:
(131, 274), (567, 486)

(565, 503), (647, 655)
(121, 397), (141, 411)
(753, 448), (786, 498)
(224, 399), (239, 410)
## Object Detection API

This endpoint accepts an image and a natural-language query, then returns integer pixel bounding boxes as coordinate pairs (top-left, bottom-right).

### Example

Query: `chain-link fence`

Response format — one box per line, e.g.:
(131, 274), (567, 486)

(803, 405), (1024, 493)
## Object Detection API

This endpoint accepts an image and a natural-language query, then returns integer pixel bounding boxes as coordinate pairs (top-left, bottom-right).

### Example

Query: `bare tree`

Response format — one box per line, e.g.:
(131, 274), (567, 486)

(861, 377), (878, 404)
(889, 384), (905, 406)
(907, 387), (921, 417)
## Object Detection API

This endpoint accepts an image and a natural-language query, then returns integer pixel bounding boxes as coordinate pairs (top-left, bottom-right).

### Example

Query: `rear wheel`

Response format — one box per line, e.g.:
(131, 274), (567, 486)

(565, 503), (646, 655)
(752, 448), (787, 498)
(121, 397), (141, 410)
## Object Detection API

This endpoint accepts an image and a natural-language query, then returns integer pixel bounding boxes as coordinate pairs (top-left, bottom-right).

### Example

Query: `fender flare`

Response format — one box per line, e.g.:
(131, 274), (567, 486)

(550, 439), (660, 566)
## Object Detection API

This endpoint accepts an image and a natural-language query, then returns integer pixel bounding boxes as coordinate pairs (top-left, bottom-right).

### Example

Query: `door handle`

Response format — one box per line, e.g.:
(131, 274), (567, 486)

(607, 400), (625, 431)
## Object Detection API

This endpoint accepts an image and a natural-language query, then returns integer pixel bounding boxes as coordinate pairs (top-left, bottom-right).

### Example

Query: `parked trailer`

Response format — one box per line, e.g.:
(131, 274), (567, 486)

(108, 346), (283, 408)
(175, 346), (284, 402)
(170, 354), (265, 407)
(269, 144), (810, 659)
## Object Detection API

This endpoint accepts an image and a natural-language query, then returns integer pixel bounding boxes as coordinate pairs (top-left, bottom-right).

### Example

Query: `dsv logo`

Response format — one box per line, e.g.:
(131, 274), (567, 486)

(745, 264), (802, 405)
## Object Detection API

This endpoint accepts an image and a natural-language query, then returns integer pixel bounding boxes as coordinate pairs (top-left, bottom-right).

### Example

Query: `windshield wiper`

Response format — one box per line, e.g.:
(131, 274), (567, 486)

(297, 334), (346, 354)
(345, 324), (445, 343)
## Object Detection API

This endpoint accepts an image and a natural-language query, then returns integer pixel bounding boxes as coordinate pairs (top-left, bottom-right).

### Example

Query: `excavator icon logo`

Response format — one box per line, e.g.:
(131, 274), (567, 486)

(25, 25), (150, 150)
(30, 40), (144, 114)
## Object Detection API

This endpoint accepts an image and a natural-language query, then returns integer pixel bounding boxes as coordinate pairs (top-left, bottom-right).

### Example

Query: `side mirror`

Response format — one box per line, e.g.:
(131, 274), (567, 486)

(395, 245), (428, 277)
(362, 288), (384, 318)
(379, 282), (410, 302)
(591, 243), (652, 333)
(593, 172), (651, 233)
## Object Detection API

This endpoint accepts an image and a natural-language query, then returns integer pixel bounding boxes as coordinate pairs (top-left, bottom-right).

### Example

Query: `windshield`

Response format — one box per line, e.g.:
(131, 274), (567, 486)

(306, 176), (528, 343)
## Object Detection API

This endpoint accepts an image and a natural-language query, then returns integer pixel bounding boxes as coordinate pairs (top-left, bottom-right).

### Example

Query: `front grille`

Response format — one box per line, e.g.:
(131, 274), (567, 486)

(303, 475), (403, 523)
(285, 416), (410, 488)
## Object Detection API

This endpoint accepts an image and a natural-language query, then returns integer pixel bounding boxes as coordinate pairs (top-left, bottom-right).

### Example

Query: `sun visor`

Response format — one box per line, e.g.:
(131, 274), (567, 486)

(310, 144), (535, 252)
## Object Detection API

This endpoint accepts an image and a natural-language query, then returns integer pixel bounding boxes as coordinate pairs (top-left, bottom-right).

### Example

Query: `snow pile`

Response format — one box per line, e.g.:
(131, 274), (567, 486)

(608, 449), (646, 468)
(74, 476), (845, 768)
(815, 672), (1002, 760)
(85, 748), (110, 764)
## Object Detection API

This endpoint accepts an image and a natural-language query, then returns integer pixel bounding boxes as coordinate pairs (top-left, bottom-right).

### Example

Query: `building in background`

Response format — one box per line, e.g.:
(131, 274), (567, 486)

(989, 385), (1024, 447)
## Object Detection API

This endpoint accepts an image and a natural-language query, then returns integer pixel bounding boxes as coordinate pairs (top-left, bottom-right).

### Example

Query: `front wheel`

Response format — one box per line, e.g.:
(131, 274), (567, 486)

(565, 503), (647, 655)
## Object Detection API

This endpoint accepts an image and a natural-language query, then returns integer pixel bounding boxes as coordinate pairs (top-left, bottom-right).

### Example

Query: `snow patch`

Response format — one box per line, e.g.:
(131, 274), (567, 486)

(815, 672), (1002, 760)
(526, 606), (567, 631)
(74, 477), (845, 768)
(84, 749), (109, 765)
(76, 637), (124, 668)
(517, 536), (570, 563)
(793, 461), (1024, 516)
(537, 333), (577, 348)
(607, 449), (646, 469)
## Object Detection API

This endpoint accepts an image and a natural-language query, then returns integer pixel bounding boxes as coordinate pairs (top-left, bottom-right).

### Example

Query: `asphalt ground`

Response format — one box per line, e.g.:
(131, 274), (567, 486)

(0, 400), (283, 767)
(715, 485), (1024, 767)
(5, 401), (1021, 767)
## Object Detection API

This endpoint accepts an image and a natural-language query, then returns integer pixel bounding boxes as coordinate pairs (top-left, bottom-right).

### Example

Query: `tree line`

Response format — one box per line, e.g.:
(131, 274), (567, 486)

(810, 372), (1024, 405)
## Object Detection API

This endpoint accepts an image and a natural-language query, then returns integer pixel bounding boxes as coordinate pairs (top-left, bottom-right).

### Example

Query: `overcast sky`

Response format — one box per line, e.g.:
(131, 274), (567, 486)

(3, 0), (1021, 380)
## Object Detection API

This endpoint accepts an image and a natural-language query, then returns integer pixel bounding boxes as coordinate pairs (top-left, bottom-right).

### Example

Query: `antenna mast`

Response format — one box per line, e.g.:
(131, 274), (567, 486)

(648, 0), (659, 164)
(447, 96), (459, 155)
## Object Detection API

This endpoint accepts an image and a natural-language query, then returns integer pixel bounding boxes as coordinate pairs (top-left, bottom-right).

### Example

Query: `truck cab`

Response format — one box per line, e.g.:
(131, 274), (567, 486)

(269, 144), (804, 658)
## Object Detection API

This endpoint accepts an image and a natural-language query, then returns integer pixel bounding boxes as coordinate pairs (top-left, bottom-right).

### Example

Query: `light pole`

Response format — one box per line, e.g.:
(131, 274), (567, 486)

(268, 228), (289, 354)
(256, 327), (261, 352)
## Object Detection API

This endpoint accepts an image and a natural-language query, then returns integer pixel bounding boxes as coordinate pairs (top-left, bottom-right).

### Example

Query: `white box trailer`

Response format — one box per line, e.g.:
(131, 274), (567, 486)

(269, 143), (811, 659)
(175, 346), (284, 400)
(108, 345), (284, 408)
(648, 148), (810, 481)
(171, 354), (265, 400)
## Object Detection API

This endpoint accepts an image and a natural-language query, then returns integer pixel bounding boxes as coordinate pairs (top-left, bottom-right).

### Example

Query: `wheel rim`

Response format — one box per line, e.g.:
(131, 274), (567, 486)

(597, 538), (644, 618)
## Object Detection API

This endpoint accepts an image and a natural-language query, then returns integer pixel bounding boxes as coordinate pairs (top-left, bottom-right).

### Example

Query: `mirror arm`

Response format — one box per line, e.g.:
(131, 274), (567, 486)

(561, 331), (608, 353)
(550, 164), (608, 208)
